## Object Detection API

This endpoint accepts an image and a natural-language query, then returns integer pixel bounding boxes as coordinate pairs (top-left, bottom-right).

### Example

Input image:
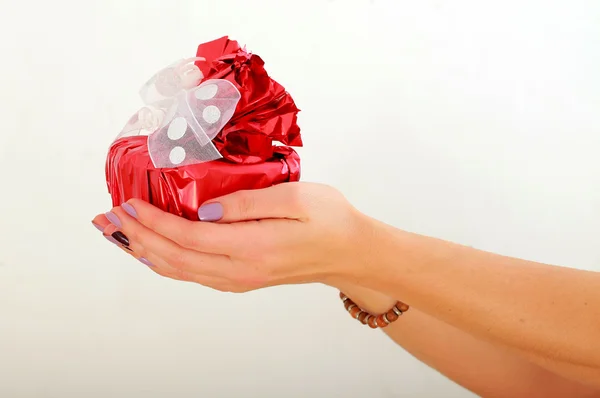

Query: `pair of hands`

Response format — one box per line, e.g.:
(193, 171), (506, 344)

(93, 183), (375, 293)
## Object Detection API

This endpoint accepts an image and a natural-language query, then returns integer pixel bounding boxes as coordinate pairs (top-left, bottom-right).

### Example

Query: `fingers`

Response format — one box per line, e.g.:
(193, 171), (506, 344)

(93, 215), (135, 254)
(92, 215), (110, 232)
(94, 207), (240, 290)
(106, 206), (235, 278)
(119, 199), (237, 254)
(144, 255), (235, 292)
(197, 183), (307, 223)
(93, 208), (240, 291)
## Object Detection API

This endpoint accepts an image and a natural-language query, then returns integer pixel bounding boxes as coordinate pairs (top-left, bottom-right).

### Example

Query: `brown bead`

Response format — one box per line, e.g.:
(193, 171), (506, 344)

(376, 315), (389, 328)
(344, 300), (355, 311)
(349, 306), (362, 319)
(367, 316), (378, 329)
(338, 291), (408, 330)
(358, 312), (369, 324)
(385, 310), (399, 322)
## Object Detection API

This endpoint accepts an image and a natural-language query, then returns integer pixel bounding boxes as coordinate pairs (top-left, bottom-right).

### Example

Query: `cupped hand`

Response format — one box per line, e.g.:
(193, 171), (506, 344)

(92, 182), (374, 292)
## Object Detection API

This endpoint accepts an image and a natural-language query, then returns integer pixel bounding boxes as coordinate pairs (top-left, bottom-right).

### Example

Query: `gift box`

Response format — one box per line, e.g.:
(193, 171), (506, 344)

(105, 36), (302, 220)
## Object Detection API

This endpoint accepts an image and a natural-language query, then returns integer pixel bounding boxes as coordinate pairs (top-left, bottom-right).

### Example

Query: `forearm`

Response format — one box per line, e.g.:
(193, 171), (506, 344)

(340, 284), (600, 398)
(357, 218), (600, 372)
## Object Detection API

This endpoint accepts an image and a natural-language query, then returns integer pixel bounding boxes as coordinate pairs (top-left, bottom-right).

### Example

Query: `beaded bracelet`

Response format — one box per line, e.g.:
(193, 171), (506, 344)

(340, 292), (409, 329)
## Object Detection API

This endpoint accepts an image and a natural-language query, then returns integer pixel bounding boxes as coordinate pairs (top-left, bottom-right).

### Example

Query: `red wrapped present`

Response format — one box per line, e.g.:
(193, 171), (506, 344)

(105, 36), (302, 220)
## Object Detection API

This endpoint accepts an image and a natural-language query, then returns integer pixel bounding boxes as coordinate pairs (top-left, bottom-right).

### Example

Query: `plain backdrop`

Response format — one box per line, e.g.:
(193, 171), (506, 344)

(0, 1), (599, 397)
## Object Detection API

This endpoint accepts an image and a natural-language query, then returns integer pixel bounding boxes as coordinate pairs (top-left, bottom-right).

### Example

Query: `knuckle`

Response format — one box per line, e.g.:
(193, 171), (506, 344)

(124, 225), (141, 242)
(179, 225), (203, 249)
(166, 249), (191, 270)
(235, 191), (256, 217)
(144, 211), (165, 232)
(133, 246), (148, 260)
(125, 199), (142, 213)
(170, 267), (190, 281)
(282, 183), (310, 215)
(127, 198), (143, 207)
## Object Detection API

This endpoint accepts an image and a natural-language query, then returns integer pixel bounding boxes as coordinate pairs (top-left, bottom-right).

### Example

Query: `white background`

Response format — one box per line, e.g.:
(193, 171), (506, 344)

(0, 0), (599, 397)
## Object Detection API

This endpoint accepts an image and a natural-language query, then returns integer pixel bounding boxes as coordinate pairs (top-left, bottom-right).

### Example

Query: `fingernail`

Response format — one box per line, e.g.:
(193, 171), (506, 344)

(139, 257), (153, 266)
(111, 231), (130, 246)
(104, 234), (132, 251)
(105, 235), (120, 245)
(105, 211), (122, 228)
(122, 203), (138, 219)
(92, 222), (104, 232)
(197, 202), (223, 221)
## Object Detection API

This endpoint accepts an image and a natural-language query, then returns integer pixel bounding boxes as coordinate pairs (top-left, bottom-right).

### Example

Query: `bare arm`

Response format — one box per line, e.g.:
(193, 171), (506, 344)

(340, 284), (600, 398)
(350, 217), (600, 387)
(98, 183), (600, 391)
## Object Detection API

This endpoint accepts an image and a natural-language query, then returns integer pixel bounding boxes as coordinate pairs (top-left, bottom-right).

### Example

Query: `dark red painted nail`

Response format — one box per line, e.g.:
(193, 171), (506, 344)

(111, 231), (130, 246)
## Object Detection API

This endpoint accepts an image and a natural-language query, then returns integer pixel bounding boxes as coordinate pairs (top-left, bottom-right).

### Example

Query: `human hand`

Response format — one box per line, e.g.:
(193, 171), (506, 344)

(92, 182), (376, 292)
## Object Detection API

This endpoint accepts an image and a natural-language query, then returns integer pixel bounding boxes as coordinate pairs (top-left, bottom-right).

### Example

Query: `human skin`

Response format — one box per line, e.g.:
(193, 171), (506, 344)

(93, 182), (600, 396)
(341, 285), (600, 397)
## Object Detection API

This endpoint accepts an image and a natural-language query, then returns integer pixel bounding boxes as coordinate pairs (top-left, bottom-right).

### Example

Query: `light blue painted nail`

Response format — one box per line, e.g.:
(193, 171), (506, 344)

(105, 211), (122, 228)
(139, 257), (153, 267)
(197, 202), (223, 222)
(122, 203), (138, 219)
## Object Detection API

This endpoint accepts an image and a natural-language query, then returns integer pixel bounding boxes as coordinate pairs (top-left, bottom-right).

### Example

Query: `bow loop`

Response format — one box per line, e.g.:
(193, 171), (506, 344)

(115, 59), (241, 169)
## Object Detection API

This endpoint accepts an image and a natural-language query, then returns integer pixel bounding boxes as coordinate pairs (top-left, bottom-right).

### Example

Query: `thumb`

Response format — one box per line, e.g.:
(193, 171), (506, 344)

(197, 183), (305, 223)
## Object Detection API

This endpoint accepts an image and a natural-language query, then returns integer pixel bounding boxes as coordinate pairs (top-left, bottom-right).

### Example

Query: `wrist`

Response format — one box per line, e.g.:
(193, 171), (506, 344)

(328, 208), (426, 302)
(353, 214), (412, 288)
(358, 217), (466, 310)
(327, 209), (383, 288)
(330, 211), (404, 313)
(344, 213), (435, 303)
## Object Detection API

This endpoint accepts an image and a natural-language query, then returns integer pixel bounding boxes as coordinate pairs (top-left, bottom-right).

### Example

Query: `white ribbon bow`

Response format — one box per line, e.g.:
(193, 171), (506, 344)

(116, 58), (241, 168)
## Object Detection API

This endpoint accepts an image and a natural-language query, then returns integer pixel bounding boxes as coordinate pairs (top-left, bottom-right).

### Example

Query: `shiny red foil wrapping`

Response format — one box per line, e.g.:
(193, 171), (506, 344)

(105, 36), (302, 220)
